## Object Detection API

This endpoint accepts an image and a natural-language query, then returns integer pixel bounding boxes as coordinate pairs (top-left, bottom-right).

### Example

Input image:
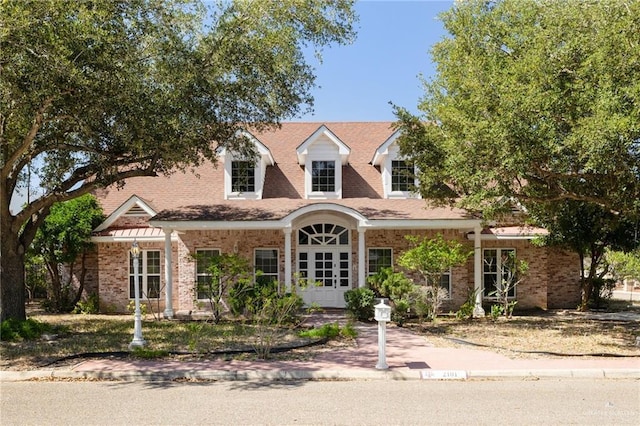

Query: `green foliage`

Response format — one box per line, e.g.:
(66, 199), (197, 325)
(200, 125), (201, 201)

(589, 277), (616, 310)
(1, 0), (357, 321)
(395, 0), (640, 221)
(195, 253), (252, 323)
(343, 288), (375, 321)
(392, 298), (411, 326)
(398, 234), (471, 287)
(367, 267), (414, 300)
(28, 194), (104, 313)
(490, 305), (504, 321)
(250, 290), (304, 359)
(299, 323), (340, 339)
(535, 201), (636, 311)
(607, 249), (640, 282)
(299, 322), (358, 340)
(130, 347), (170, 359)
(73, 293), (99, 315)
(0, 318), (52, 341)
(455, 288), (477, 320)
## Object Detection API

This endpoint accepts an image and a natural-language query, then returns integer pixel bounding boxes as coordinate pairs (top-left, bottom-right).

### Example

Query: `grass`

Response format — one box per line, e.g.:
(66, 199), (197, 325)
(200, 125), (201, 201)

(0, 311), (337, 370)
(411, 302), (640, 358)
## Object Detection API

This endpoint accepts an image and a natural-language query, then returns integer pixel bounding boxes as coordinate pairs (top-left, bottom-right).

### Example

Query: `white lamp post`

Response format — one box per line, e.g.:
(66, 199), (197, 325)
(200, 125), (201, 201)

(374, 299), (391, 370)
(129, 240), (146, 349)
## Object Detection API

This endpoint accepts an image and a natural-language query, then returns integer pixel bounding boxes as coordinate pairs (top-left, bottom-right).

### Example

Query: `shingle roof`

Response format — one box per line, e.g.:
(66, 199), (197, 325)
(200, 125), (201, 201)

(94, 122), (472, 224)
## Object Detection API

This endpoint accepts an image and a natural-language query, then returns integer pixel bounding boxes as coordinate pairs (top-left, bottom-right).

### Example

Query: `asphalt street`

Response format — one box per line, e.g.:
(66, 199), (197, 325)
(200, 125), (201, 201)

(1, 379), (639, 425)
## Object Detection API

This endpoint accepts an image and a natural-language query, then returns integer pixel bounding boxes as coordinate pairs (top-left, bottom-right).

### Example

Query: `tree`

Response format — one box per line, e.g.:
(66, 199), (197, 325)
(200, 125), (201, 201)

(0, 0), (357, 320)
(534, 200), (637, 310)
(397, 234), (471, 319)
(394, 0), (640, 219)
(29, 194), (104, 312)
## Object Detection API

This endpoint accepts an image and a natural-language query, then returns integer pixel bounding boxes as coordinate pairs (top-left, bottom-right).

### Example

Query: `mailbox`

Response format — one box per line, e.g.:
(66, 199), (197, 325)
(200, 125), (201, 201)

(374, 300), (391, 322)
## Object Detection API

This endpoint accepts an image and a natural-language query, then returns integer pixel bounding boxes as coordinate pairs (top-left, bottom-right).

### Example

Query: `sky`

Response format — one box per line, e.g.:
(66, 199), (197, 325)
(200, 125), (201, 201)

(296, 0), (453, 122)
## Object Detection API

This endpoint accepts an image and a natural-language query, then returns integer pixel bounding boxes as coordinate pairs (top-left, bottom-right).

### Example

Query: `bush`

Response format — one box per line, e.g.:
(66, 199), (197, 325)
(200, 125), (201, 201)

(74, 293), (99, 314)
(589, 277), (616, 309)
(0, 318), (53, 341)
(367, 267), (413, 300)
(344, 287), (375, 321)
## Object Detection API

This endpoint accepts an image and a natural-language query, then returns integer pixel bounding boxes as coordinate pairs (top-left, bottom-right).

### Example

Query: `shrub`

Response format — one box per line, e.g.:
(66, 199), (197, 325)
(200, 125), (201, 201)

(0, 318), (53, 341)
(455, 288), (477, 320)
(344, 287), (375, 321)
(73, 293), (99, 314)
(367, 267), (413, 300)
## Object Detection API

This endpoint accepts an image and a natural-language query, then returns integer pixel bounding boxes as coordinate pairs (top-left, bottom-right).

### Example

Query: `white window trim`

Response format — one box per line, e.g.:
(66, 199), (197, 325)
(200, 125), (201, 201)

(383, 147), (420, 199)
(129, 250), (161, 300)
(367, 247), (393, 276)
(254, 248), (280, 283)
(482, 248), (517, 300)
(305, 157), (342, 199)
(195, 248), (221, 301)
(223, 156), (262, 200)
(440, 268), (452, 300)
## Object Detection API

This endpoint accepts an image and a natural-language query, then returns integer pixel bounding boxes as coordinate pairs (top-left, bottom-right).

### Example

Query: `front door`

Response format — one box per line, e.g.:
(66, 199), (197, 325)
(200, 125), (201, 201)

(297, 223), (351, 308)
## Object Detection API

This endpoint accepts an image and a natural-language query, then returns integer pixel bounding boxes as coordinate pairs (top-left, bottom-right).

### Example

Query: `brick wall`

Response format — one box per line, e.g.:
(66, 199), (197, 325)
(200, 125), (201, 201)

(94, 226), (582, 313)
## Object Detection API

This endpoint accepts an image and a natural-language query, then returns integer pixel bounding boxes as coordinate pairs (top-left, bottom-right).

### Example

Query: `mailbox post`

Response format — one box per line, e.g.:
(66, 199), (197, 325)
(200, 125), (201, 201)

(374, 299), (391, 370)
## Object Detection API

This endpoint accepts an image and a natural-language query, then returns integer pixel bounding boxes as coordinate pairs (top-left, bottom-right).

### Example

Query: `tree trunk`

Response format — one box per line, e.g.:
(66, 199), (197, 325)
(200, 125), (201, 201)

(1, 228), (27, 321)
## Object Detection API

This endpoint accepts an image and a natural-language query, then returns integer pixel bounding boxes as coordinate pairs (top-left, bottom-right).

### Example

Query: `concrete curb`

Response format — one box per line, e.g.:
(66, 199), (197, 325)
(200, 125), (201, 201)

(2, 368), (639, 382)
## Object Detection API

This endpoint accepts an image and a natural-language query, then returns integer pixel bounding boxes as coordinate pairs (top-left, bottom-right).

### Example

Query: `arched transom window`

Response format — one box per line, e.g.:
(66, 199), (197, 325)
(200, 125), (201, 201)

(298, 223), (349, 246)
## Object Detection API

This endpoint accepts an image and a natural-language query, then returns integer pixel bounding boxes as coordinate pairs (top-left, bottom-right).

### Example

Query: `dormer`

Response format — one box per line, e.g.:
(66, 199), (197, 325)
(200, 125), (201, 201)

(371, 130), (420, 199)
(296, 125), (350, 199)
(219, 132), (275, 200)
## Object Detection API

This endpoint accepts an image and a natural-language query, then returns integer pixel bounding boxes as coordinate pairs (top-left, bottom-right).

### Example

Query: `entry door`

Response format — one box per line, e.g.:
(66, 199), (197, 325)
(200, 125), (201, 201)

(299, 249), (350, 307)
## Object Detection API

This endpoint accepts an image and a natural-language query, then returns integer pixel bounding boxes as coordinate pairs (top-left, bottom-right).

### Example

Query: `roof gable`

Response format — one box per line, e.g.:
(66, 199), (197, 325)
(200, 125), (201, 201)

(94, 195), (157, 232)
(371, 130), (402, 166)
(296, 125), (351, 165)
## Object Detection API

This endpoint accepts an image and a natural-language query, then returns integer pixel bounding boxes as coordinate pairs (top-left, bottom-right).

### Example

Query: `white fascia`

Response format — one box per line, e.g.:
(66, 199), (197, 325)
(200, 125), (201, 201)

(94, 195), (157, 232)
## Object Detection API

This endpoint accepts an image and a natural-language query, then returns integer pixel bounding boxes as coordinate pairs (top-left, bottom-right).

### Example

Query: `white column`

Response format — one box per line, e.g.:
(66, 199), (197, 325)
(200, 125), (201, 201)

(163, 228), (174, 319)
(358, 226), (366, 288)
(473, 226), (485, 318)
(284, 227), (292, 293)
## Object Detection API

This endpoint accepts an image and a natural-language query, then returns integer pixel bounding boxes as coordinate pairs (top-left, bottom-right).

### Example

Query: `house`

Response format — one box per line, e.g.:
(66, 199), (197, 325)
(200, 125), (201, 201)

(87, 122), (581, 317)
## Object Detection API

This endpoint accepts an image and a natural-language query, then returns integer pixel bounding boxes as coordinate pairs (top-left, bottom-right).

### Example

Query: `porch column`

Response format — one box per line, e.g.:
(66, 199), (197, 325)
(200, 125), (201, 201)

(163, 228), (174, 319)
(284, 227), (292, 292)
(358, 226), (366, 288)
(473, 226), (485, 318)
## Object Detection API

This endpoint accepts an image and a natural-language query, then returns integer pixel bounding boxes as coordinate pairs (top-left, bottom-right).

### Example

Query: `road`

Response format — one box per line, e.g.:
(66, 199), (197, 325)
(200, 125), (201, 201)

(1, 378), (638, 425)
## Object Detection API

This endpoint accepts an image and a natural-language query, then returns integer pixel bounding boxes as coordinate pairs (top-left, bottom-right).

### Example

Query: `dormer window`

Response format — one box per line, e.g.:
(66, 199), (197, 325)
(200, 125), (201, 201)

(220, 131), (274, 200)
(231, 161), (255, 193)
(312, 161), (335, 192)
(371, 130), (421, 199)
(297, 125), (350, 199)
(391, 160), (413, 192)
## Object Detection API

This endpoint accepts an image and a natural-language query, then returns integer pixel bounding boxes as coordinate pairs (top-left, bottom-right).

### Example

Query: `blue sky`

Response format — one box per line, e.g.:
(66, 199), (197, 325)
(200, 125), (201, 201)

(297, 0), (453, 122)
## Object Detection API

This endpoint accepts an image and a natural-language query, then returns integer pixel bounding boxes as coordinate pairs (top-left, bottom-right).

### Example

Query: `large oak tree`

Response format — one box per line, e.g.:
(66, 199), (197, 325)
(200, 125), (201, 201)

(394, 0), (640, 308)
(0, 0), (356, 321)
(395, 0), (639, 218)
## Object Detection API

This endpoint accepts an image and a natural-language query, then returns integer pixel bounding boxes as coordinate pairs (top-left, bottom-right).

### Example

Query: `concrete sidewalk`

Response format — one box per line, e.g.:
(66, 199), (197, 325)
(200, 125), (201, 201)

(2, 314), (639, 382)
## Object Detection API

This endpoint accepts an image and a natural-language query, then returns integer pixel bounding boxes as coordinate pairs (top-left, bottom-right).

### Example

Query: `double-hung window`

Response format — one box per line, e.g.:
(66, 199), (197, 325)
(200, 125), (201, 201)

(483, 249), (517, 298)
(129, 250), (161, 299)
(367, 248), (392, 275)
(254, 249), (279, 286)
(438, 269), (452, 299)
(231, 161), (255, 193)
(311, 161), (335, 192)
(195, 249), (220, 300)
(391, 160), (413, 192)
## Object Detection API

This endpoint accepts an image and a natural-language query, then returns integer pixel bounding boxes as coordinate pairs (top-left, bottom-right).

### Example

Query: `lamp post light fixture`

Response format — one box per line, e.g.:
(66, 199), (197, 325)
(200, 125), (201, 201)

(374, 299), (391, 370)
(129, 240), (146, 349)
